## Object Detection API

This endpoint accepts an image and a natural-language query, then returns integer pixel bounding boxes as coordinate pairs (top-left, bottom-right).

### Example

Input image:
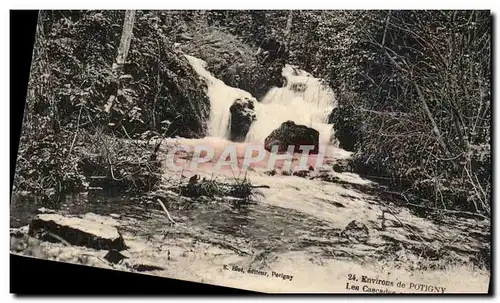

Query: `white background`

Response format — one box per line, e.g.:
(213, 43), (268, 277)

(1, 0), (498, 301)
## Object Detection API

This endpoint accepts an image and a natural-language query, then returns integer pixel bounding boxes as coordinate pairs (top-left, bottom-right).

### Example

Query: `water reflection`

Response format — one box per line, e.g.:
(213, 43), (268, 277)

(10, 190), (140, 228)
(11, 188), (339, 257)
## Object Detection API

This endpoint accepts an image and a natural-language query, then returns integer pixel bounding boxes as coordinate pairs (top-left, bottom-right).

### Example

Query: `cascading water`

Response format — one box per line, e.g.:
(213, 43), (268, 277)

(185, 54), (337, 147)
(184, 55), (256, 138)
(246, 65), (336, 146)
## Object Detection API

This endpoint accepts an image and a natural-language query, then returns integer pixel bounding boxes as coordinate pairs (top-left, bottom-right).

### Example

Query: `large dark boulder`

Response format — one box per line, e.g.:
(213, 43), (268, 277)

(264, 121), (320, 154)
(229, 98), (256, 142)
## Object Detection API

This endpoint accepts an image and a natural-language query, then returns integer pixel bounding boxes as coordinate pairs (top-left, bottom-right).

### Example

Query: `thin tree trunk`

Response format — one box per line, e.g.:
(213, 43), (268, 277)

(106, 10), (136, 114)
(283, 10), (294, 57)
(413, 82), (449, 155)
(113, 10), (136, 74)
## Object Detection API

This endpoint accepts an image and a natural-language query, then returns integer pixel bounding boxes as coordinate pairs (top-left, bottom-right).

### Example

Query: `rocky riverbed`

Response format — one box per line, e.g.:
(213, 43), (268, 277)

(10, 138), (490, 294)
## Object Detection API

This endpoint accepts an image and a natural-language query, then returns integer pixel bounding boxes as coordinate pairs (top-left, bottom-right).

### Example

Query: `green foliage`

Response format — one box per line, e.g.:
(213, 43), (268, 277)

(121, 10), (210, 138)
(13, 132), (87, 205)
(323, 10), (491, 215)
(13, 10), (210, 203)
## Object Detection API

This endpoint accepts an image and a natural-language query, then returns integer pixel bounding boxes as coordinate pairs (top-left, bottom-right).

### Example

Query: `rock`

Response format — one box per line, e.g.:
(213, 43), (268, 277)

(312, 173), (350, 185)
(331, 158), (353, 173)
(289, 82), (307, 93)
(28, 213), (127, 251)
(292, 170), (310, 178)
(104, 249), (129, 264)
(317, 165), (333, 173)
(109, 213), (121, 219)
(10, 226), (29, 238)
(327, 107), (338, 125)
(327, 106), (359, 152)
(265, 169), (277, 176)
(180, 27), (284, 99)
(229, 97), (256, 142)
(340, 220), (369, 243)
(37, 207), (56, 214)
(264, 121), (319, 154)
(132, 264), (165, 272)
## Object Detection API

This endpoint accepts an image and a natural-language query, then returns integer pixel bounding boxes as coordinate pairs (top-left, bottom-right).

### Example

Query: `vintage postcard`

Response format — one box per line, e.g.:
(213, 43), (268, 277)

(10, 10), (491, 293)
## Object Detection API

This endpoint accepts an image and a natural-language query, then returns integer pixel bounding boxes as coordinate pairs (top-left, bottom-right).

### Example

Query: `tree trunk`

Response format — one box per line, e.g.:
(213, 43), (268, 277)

(105, 10), (136, 114)
(113, 10), (136, 74)
(283, 10), (294, 59)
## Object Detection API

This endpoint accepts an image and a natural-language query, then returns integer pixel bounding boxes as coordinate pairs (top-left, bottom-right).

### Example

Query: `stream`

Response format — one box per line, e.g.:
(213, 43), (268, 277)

(10, 54), (491, 293)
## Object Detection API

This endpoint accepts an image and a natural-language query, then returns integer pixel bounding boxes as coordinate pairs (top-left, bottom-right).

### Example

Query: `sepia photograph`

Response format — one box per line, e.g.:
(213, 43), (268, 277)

(9, 9), (491, 294)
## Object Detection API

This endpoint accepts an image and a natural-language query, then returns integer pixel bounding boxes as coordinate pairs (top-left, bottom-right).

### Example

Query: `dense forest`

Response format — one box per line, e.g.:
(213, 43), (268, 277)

(13, 10), (491, 217)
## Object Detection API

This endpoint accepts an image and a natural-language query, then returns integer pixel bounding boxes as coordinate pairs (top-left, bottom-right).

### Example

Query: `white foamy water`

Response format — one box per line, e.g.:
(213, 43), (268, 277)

(248, 65), (336, 145)
(185, 55), (256, 138)
(248, 65), (336, 144)
(185, 55), (336, 145)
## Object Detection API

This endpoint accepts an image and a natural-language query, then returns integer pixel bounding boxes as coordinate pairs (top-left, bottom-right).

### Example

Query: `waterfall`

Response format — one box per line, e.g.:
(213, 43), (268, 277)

(246, 65), (336, 145)
(185, 55), (336, 146)
(184, 55), (256, 138)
